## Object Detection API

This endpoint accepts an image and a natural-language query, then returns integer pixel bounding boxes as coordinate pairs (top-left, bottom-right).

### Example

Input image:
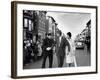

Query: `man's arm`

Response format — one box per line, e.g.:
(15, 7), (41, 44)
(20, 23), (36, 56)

(64, 38), (70, 52)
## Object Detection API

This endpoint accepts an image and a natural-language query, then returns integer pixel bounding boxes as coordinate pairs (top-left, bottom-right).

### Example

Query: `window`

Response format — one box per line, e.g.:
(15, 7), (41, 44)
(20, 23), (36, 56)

(31, 21), (34, 30)
(24, 18), (28, 27)
(23, 29), (26, 40)
(29, 20), (32, 31)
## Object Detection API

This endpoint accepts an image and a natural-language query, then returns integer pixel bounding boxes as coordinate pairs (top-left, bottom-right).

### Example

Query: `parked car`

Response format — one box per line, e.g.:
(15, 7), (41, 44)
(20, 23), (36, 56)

(75, 41), (84, 49)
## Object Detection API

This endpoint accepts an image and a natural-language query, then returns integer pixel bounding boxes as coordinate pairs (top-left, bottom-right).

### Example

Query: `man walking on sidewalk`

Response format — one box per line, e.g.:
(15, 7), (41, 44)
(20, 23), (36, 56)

(56, 31), (70, 67)
(42, 33), (55, 68)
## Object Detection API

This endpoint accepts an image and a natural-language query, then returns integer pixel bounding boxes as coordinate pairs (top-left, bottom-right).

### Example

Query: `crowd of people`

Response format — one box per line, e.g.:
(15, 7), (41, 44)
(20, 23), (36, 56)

(23, 31), (77, 68)
(23, 35), (43, 66)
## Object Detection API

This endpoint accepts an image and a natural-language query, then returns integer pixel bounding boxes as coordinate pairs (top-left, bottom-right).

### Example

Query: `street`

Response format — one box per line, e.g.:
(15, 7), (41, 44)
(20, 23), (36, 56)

(23, 49), (90, 69)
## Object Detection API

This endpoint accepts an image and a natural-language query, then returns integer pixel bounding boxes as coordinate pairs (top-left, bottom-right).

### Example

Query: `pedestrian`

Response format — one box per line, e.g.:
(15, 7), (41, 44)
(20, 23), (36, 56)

(65, 32), (77, 67)
(31, 36), (38, 62)
(25, 40), (33, 64)
(37, 36), (42, 59)
(23, 40), (28, 65)
(56, 31), (70, 67)
(42, 33), (54, 68)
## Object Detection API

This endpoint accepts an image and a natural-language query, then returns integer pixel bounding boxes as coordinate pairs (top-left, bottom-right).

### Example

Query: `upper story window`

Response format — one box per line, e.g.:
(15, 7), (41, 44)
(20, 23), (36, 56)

(24, 18), (28, 28)
(29, 20), (32, 31)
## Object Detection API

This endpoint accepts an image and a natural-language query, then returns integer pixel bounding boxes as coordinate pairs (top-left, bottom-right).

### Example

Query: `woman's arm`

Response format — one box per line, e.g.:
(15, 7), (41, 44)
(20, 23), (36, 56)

(65, 46), (69, 55)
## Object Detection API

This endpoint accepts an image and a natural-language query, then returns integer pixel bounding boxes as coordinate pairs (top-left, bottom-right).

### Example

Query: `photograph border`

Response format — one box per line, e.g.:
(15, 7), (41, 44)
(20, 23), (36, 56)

(11, 1), (98, 79)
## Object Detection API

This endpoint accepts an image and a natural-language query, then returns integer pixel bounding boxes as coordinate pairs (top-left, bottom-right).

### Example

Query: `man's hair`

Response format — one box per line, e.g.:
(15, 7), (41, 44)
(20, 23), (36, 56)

(67, 32), (72, 38)
(47, 33), (52, 36)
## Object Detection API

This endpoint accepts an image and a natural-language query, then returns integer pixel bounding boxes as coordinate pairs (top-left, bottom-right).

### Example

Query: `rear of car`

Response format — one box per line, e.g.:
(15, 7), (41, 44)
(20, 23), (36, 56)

(75, 41), (84, 49)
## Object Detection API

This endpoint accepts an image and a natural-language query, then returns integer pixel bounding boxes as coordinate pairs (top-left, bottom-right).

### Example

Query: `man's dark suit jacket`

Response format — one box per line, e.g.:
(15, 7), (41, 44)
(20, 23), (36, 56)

(42, 37), (54, 54)
(56, 36), (70, 57)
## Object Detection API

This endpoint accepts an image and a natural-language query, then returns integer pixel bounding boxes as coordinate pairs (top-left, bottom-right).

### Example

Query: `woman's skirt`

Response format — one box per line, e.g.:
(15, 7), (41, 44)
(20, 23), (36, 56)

(66, 53), (77, 67)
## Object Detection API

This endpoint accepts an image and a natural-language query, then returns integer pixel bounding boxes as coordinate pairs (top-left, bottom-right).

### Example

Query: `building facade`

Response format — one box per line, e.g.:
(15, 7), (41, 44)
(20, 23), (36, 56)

(46, 16), (57, 40)
(23, 10), (47, 42)
(36, 11), (47, 39)
(75, 20), (91, 43)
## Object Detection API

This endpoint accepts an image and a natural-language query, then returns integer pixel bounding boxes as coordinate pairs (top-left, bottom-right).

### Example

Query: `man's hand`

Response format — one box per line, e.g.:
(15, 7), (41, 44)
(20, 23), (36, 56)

(46, 47), (51, 51)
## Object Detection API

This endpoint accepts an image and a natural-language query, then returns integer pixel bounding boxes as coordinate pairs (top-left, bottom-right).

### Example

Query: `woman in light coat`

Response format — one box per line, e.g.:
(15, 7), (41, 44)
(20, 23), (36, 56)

(65, 32), (77, 67)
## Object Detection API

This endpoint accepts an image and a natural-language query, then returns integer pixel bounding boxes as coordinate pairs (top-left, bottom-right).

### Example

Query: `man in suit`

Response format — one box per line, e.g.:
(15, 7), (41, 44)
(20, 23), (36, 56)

(56, 31), (70, 67)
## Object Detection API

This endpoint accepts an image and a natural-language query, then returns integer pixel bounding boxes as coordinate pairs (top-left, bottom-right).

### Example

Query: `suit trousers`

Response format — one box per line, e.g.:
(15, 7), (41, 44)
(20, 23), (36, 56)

(57, 55), (65, 67)
(42, 51), (53, 68)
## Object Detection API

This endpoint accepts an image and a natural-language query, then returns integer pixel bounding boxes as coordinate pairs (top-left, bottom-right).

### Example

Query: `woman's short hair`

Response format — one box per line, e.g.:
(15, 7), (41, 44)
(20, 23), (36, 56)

(67, 32), (72, 38)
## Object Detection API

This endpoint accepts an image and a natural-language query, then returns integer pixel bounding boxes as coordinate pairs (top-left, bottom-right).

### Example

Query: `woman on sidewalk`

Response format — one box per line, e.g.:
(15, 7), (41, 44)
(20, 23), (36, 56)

(65, 32), (77, 67)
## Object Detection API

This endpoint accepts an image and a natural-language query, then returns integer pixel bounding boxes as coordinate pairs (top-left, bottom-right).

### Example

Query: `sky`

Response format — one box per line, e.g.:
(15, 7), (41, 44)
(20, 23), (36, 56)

(47, 12), (90, 39)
